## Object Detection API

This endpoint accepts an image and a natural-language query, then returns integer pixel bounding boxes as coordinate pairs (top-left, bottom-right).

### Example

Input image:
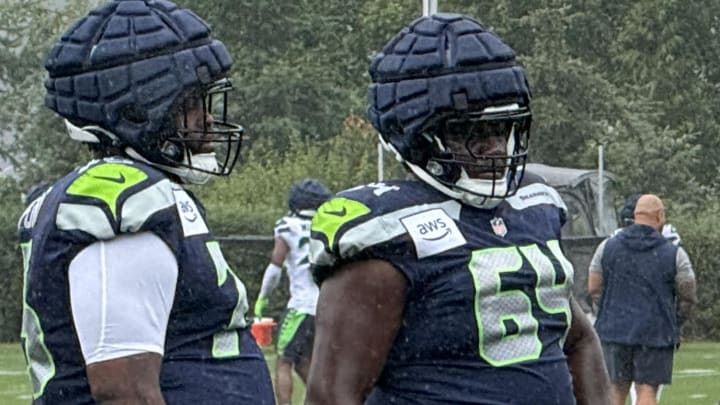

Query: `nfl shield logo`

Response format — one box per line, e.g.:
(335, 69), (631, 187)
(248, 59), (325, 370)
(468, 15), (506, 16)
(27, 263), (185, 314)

(490, 217), (507, 237)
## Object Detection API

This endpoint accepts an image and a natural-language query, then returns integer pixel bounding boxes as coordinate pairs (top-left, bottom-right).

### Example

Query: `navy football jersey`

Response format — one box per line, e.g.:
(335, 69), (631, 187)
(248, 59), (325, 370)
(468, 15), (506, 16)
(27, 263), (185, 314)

(310, 176), (576, 405)
(17, 158), (273, 404)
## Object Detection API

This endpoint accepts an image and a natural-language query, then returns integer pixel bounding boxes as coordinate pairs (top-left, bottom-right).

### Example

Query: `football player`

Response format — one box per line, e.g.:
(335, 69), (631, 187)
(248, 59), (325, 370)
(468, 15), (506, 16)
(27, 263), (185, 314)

(254, 179), (331, 405)
(305, 13), (611, 405)
(17, 1), (274, 403)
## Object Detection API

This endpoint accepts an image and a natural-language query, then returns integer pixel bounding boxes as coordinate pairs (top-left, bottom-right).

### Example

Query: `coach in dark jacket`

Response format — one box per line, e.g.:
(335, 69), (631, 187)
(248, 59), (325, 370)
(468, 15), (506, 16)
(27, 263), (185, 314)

(588, 194), (696, 405)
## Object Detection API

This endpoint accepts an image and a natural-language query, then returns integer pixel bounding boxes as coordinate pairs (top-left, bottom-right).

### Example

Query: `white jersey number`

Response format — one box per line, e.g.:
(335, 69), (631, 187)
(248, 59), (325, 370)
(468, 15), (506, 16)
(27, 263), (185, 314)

(468, 240), (573, 366)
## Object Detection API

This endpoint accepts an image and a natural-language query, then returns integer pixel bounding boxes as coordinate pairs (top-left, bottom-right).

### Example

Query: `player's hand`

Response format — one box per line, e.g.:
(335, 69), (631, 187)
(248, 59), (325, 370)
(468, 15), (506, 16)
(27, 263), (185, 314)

(254, 296), (268, 318)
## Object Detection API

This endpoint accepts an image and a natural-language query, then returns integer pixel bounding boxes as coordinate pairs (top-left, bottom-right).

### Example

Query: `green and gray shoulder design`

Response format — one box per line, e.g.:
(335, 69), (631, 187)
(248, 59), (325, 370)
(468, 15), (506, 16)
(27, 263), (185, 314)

(21, 158), (210, 242)
(309, 181), (461, 276)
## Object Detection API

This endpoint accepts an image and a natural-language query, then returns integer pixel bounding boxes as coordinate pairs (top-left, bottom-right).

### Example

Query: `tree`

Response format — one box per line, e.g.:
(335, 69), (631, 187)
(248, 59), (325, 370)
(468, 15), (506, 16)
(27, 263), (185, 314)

(0, 0), (98, 187)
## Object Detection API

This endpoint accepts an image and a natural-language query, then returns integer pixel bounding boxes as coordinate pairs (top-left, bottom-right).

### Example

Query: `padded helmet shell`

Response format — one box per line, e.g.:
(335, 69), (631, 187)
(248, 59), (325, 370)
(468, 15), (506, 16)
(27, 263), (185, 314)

(44, 0), (232, 165)
(368, 13), (531, 166)
(288, 179), (332, 214)
(620, 193), (642, 226)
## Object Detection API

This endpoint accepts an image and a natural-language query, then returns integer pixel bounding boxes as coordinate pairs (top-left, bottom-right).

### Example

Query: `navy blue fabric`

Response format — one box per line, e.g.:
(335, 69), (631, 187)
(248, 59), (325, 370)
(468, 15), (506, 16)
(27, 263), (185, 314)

(288, 178), (331, 213)
(43, 0), (233, 165)
(313, 176), (575, 404)
(367, 13), (530, 166)
(601, 343), (674, 385)
(595, 224), (679, 347)
(18, 159), (273, 404)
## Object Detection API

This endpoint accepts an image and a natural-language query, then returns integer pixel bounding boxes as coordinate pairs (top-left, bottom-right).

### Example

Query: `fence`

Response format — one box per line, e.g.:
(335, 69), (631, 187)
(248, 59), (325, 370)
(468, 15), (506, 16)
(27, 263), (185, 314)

(1, 233), (717, 342)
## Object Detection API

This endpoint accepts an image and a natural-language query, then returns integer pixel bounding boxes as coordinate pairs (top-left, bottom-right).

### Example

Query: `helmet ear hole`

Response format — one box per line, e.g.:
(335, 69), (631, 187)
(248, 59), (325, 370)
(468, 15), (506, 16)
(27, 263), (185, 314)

(161, 141), (183, 162)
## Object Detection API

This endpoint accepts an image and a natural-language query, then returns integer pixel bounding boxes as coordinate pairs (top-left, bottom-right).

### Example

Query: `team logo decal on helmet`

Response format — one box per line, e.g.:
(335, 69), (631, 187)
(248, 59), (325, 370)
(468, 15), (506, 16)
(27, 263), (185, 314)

(368, 13), (532, 207)
(44, 0), (243, 184)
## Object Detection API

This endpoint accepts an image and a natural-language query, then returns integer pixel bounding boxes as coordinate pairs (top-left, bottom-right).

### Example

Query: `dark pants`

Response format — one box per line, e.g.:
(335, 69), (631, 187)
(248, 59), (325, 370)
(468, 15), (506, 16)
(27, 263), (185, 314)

(601, 342), (674, 385)
(275, 308), (315, 363)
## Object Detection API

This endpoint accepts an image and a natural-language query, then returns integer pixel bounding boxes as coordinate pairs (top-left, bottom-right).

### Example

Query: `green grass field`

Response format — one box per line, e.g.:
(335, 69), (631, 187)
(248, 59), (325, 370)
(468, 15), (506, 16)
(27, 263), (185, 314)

(1, 342), (717, 404)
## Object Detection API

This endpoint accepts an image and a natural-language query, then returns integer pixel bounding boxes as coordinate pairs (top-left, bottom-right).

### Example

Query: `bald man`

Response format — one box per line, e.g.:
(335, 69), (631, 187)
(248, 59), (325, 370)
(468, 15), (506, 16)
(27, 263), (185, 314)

(588, 194), (696, 405)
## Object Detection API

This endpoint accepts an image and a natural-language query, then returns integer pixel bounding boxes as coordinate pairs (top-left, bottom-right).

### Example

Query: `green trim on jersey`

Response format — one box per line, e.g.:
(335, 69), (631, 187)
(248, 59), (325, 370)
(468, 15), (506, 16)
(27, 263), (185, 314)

(66, 163), (148, 219)
(277, 309), (307, 353)
(311, 197), (371, 247)
(206, 241), (249, 358)
(20, 241), (56, 399)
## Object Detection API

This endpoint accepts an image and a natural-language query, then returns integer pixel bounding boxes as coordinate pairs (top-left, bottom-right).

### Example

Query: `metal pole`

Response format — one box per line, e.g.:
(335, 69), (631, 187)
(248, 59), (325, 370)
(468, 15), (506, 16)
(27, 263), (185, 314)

(377, 141), (383, 181)
(377, 143), (384, 182)
(377, 0), (439, 182)
(597, 145), (604, 234)
(423, 0), (438, 15)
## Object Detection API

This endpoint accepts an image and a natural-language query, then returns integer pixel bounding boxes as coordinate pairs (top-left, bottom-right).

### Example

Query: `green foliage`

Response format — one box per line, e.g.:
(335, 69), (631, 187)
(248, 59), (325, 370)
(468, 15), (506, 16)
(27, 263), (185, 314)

(670, 203), (720, 341)
(681, 236), (720, 341)
(198, 115), (402, 236)
(0, 0), (97, 187)
(175, 0), (368, 152)
(1, 0), (720, 341)
(0, 179), (24, 342)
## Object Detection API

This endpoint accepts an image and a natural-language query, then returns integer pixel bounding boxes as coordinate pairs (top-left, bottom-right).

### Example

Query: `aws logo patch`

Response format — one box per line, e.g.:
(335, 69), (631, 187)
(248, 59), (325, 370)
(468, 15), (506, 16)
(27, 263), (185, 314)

(401, 208), (466, 259)
(173, 188), (209, 237)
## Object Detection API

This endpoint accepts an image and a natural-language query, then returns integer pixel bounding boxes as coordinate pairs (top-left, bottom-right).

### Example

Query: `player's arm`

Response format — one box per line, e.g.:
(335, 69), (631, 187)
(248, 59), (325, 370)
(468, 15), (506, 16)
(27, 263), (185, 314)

(254, 236), (290, 317)
(675, 247), (697, 324)
(69, 232), (178, 404)
(305, 259), (407, 405)
(564, 297), (611, 405)
(86, 353), (164, 404)
(587, 239), (607, 305)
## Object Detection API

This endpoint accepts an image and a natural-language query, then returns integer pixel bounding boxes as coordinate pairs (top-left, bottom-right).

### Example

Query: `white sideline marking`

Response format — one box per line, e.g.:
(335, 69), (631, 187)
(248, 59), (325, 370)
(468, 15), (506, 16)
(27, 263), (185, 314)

(677, 368), (717, 374)
(0, 370), (24, 376)
(674, 368), (719, 378)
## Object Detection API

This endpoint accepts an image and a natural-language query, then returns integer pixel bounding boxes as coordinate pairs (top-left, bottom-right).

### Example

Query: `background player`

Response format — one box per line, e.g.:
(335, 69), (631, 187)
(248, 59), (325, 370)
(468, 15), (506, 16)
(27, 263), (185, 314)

(254, 179), (331, 405)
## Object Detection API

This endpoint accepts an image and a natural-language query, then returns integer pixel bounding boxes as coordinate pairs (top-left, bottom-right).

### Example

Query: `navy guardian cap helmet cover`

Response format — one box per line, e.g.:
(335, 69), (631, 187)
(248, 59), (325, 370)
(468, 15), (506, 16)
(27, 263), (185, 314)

(288, 179), (332, 216)
(44, 0), (242, 181)
(368, 13), (532, 207)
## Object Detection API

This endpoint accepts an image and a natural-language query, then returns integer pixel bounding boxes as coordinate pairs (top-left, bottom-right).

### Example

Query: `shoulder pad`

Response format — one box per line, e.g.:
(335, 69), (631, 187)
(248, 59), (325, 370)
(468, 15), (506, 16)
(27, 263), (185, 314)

(274, 215), (299, 236)
(57, 160), (176, 239)
(505, 180), (567, 213)
(519, 170), (546, 186)
(310, 180), (461, 278)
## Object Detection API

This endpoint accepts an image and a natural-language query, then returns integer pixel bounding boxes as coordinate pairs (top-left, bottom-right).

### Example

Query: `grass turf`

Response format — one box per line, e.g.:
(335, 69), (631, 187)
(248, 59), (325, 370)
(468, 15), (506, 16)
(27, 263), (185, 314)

(1, 342), (717, 404)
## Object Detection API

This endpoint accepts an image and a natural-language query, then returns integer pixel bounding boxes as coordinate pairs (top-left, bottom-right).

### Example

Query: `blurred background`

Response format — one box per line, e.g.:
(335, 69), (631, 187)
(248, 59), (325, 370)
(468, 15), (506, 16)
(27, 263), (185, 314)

(0, 0), (718, 352)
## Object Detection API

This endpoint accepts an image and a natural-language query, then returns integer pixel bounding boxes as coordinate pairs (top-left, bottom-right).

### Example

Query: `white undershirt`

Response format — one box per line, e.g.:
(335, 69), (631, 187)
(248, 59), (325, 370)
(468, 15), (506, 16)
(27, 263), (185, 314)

(68, 232), (178, 365)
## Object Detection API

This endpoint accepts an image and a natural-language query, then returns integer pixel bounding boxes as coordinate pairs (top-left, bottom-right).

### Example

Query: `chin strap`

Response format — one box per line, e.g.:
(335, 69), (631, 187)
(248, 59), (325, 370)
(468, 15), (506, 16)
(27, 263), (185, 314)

(65, 119), (219, 185)
(124, 147), (217, 185)
(381, 135), (503, 209)
(64, 119), (119, 144)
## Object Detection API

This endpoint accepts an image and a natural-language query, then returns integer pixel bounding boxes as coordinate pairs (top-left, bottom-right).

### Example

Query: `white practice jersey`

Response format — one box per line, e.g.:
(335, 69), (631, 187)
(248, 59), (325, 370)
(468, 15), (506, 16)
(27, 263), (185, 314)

(274, 214), (319, 314)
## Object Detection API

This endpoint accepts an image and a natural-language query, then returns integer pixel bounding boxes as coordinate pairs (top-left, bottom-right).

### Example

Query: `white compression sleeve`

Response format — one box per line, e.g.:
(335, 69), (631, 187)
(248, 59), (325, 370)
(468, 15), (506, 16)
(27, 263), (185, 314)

(68, 232), (178, 365)
(259, 263), (282, 298)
